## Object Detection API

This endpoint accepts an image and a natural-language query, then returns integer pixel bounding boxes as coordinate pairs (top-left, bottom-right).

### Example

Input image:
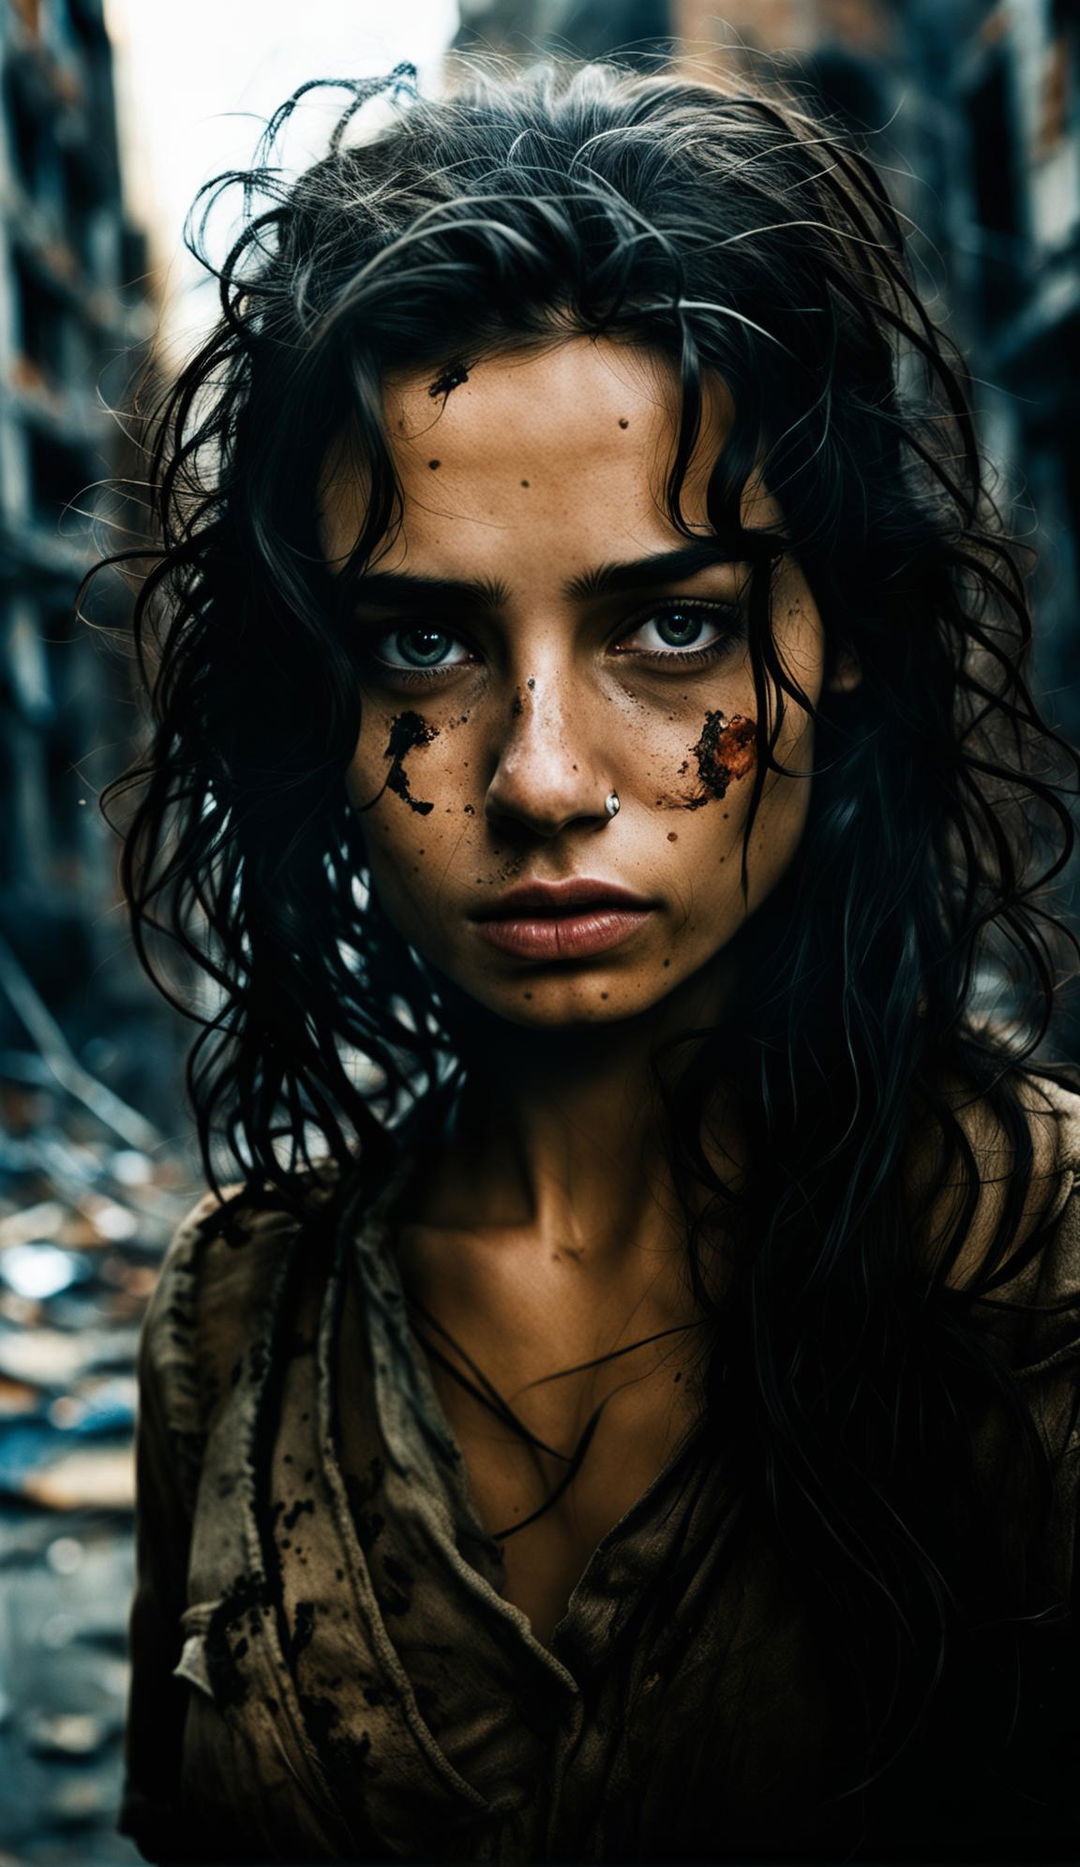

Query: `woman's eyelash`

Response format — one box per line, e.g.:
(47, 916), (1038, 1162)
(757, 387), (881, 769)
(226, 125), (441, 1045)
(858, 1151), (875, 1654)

(361, 598), (745, 682)
(616, 599), (745, 657)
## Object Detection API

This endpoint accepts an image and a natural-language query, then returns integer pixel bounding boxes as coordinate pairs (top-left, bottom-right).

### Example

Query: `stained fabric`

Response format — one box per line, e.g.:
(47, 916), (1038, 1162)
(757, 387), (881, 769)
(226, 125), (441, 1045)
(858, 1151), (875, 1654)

(119, 1078), (1080, 1864)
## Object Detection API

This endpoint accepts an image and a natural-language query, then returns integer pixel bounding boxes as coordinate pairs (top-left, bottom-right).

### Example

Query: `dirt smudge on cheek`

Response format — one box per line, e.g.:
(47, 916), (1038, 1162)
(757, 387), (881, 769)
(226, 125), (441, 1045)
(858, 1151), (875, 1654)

(691, 711), (756, 803)
(654, 711), (756, 810)
(384, 711), (438, 816)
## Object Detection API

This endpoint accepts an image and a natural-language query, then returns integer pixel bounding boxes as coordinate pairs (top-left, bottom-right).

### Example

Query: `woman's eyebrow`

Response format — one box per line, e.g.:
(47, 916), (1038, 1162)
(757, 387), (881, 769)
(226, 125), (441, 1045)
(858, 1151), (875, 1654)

(564, 540), (749, 600)
(350, 570), (511, 610)
(350, 541), (748, 612)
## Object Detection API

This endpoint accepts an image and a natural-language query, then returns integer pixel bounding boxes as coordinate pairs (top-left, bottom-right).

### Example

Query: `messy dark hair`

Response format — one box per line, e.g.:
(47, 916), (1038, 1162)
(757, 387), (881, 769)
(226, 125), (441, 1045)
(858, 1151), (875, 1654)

(94, 56), (1080, 1850)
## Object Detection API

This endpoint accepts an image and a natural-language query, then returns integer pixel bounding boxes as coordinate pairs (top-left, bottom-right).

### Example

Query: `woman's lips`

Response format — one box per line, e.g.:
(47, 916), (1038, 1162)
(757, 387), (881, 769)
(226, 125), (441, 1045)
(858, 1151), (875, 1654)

(472, 904), (655, 961)
(467, 888), (650, 970)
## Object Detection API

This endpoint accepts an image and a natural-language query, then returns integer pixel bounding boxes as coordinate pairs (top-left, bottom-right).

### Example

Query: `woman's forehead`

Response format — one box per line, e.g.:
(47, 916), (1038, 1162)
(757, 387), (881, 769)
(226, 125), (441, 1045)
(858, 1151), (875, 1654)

(319, 338), (764, 572)
(384, 336), (735, 458)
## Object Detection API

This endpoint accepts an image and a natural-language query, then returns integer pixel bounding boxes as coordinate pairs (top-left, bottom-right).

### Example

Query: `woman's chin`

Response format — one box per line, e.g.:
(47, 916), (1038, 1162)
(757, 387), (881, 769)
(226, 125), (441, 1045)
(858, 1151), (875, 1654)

(448, 968), (682, 1032)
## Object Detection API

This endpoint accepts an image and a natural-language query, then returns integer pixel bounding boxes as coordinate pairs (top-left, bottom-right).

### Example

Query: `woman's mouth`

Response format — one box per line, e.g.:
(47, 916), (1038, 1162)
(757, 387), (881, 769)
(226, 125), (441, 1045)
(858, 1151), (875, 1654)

(470, 880), (657, 962)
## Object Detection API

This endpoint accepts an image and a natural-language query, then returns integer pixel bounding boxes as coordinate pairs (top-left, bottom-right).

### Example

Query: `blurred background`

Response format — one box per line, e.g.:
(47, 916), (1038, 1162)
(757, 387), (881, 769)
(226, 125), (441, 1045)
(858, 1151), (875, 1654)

(0, 0), (1077, 1860)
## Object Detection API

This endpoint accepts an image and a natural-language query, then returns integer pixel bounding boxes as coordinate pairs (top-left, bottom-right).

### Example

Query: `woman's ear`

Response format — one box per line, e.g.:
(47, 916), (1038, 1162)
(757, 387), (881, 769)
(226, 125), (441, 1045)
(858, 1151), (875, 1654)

(826, 645), (862, 693)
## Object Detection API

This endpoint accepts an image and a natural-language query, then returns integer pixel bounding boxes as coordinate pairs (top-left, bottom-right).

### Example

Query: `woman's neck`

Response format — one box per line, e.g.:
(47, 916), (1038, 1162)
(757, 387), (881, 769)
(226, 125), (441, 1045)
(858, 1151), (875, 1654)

(414, 954), (741, 1267)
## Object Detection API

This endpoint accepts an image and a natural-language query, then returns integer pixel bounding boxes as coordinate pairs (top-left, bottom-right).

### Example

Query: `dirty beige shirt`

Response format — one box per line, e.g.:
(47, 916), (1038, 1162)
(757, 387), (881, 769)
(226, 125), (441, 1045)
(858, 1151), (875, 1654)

(120, 1083), (1080, 1864)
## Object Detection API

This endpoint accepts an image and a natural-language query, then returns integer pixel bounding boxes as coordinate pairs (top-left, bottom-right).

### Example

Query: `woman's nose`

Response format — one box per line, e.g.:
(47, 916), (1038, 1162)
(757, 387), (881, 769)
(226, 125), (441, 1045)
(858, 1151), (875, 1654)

(483, 676), (611, 839)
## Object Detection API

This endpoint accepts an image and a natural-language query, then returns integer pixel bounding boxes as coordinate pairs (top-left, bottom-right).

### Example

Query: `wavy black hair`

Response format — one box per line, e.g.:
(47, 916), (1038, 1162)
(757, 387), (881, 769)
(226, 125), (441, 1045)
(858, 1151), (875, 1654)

(94, 56), (1080, 1847)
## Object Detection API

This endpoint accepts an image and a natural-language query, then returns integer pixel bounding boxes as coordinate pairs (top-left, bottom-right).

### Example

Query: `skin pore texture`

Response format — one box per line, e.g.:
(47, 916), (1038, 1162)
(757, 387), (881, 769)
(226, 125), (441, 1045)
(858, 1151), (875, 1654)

(319, 337), (860, 1645)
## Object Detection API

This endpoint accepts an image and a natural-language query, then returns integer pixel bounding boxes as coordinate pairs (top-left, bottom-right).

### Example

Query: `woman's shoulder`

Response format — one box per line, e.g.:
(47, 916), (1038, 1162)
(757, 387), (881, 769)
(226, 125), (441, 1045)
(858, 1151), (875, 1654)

(1005, 1069), (1080, 1315)
(909, 1065), (1080, 1305)
(138, 1158), (348, 1436)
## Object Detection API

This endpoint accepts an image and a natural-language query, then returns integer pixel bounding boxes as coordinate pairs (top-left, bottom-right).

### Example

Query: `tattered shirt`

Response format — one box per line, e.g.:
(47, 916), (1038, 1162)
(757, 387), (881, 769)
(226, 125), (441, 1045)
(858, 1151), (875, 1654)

(119, 1080), (1080, 1863)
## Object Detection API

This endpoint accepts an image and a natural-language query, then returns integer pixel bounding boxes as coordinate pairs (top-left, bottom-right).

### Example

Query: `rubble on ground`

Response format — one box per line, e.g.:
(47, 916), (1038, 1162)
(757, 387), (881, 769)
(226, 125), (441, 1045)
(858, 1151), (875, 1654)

(1, 1069), (195, 1866)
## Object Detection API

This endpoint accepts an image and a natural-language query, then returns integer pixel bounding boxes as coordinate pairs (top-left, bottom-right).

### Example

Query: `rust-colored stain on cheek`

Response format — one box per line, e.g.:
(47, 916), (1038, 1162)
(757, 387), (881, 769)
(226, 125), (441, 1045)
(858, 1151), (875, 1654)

(688, 711), (756, 806)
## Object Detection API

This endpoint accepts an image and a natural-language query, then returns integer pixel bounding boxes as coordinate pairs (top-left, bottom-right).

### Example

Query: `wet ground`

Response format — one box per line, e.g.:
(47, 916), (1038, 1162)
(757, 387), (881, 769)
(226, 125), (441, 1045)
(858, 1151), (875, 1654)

(0, 1071), (196, 1865)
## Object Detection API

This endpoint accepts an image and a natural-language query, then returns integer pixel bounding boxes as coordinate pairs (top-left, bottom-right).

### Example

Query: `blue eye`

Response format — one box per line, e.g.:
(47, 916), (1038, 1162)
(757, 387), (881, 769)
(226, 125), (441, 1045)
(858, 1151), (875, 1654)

(378, 628), (469, 671)
(622, 604), (741, 657)
(652, 610), (711, 649)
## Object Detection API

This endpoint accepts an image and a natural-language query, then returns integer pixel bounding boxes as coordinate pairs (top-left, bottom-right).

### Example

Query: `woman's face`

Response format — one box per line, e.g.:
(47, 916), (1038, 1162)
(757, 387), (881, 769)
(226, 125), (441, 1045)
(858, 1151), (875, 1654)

(321, 336), (852, 1029)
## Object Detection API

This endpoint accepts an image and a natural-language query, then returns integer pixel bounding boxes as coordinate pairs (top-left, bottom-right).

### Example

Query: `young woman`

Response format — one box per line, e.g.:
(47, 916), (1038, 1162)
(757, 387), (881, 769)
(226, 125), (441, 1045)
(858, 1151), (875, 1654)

(108, 57), (1080, 1866)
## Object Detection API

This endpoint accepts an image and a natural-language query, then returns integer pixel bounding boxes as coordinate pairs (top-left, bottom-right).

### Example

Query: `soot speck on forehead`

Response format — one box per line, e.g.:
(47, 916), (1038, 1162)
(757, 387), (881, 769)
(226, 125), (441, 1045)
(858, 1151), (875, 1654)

(428, 360), (470, 399)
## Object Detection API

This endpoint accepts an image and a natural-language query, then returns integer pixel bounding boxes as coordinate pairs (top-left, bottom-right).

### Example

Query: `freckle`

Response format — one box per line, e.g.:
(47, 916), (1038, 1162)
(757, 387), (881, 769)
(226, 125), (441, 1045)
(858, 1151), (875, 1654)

(618, 417), (629, 429)
(428, 459), (440, 470)
(667, 832), (678, 842)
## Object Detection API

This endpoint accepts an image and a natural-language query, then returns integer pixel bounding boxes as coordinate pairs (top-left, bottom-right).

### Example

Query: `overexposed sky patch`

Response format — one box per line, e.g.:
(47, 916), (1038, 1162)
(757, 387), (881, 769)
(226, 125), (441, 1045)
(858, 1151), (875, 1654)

(104, 0), (459, 353)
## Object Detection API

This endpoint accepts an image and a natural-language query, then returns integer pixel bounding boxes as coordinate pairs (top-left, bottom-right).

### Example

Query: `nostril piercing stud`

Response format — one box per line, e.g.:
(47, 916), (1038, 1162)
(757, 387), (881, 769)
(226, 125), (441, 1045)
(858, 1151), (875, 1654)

(605, 791), (620, 819)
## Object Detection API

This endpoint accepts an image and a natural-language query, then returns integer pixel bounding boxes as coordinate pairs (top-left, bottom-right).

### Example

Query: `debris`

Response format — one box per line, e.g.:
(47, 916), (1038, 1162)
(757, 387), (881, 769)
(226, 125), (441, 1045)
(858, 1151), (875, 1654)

(0, 1203), (66, 1249)
(47, 1375), (136, 1435)
(26, 1712), (108, 1758)
(83, 1201), (138, 1242)
(0, 1242), (90, 1300)
(45, 1537), (84, 1576)
(0, 971), (194, 1863)
(0, 932), (164, 1154)
(45, 1774), (112, 1825)
(21, 1446), (135, 1513)
(110, 1150), (152, 1188)
(38, 1613), (79, 1651)
(0, 1326), (140, 1390)
(0, 1376), (41, 1418)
